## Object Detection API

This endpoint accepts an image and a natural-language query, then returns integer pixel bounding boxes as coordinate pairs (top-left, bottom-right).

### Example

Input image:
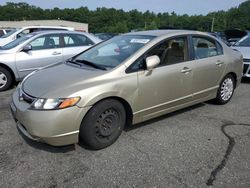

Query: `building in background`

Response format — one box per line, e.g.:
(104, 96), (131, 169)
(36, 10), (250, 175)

(0, 20), (88, 32)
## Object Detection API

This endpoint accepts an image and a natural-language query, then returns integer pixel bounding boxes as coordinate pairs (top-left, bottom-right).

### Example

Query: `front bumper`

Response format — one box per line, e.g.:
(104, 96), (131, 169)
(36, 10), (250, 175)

(10, 88), (91, 146)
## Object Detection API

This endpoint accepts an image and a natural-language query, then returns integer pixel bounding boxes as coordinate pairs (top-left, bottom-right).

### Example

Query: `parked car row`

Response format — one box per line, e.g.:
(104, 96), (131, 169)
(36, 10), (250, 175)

(8, 29), (243, 150)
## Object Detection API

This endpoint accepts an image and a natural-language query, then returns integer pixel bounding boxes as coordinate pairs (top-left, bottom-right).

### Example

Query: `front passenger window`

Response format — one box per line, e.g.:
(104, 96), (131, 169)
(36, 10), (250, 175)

(147, 37), (188, 66)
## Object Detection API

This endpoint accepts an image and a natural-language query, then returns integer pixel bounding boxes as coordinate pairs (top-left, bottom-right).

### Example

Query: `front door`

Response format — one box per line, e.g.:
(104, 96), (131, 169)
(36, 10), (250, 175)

(135, 36), (194, 121)
(15, 34), (63, 78)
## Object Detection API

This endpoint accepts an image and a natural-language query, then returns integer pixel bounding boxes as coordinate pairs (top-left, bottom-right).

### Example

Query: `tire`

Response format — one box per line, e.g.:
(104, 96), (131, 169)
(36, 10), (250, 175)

(79, 99), (126, 150)
(0, 67), (13, 92)
(215, 74), (235, 105)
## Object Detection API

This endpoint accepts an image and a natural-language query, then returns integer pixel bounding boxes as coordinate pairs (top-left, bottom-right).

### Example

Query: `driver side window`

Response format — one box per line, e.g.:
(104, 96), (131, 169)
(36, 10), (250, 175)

(29, 34), (60, 50)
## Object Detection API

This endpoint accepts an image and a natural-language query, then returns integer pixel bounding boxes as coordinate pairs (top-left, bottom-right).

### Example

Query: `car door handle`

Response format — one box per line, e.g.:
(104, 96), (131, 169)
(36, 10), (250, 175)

(216, 60), (224, 66)
(52, 52), (61, 55)
(181, 67), (192, 73)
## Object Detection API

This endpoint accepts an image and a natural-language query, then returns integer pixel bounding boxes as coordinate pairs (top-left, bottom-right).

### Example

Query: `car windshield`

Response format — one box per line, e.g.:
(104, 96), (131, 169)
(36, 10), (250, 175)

(1, 34), (34, 50)
(0, 29), (18, 38)
(234, 35), (250, 47)
(72, 35), (155, 69)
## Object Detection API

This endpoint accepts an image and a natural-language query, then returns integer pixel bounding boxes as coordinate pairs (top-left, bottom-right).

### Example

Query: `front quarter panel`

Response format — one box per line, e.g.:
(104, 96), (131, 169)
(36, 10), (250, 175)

(75, 69), (138, 116)
(0, 53), (19, 80)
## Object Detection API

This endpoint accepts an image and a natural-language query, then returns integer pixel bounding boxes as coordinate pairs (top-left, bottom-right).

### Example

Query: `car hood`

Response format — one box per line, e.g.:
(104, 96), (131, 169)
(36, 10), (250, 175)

(232, 46), (250, 59)
(22, 63), (110, 98)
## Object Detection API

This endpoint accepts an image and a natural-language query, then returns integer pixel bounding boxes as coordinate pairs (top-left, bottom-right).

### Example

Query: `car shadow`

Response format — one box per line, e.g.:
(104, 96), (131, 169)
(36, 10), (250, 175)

(124, 103), (205, 132)
(17, 128), (75, 153)
(241, 77), (250, 83)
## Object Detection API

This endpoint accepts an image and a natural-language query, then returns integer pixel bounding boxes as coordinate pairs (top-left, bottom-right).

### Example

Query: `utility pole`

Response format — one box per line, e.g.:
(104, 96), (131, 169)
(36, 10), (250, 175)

(211, 16), (215, 32)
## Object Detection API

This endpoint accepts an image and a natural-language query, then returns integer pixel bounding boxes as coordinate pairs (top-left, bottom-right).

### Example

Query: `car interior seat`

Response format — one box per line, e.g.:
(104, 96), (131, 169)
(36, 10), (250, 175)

(48, 38), (56, 48)
(196, 43), (209, 59)
(164, 42), (184, 64)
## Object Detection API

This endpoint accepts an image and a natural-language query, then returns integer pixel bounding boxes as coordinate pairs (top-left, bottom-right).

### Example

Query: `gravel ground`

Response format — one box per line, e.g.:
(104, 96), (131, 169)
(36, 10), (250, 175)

(0, 79), (250, 188)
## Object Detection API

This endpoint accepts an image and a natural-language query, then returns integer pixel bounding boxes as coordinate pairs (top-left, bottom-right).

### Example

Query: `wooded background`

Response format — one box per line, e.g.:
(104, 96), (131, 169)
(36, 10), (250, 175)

(0, 1), (250, 33)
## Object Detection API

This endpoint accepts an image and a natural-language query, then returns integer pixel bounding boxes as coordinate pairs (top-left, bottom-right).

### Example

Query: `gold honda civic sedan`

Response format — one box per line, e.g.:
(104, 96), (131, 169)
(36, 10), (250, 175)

(10, 30), (243, 150)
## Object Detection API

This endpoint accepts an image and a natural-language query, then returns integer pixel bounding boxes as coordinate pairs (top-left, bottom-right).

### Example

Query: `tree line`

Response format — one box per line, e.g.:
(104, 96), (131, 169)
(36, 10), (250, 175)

(0, 1), (250, 33)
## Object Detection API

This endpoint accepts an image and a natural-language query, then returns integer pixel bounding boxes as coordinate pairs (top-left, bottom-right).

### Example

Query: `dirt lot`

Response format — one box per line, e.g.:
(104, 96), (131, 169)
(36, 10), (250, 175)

(0, 79), (250, 188)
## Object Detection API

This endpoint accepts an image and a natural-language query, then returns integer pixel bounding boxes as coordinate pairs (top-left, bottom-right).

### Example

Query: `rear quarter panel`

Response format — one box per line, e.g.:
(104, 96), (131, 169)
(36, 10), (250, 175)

(223, 45), (243, 87)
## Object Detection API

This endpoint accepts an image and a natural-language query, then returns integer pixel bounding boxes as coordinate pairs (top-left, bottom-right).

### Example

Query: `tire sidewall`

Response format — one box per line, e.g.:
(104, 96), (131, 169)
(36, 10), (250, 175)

(80, 99), (126, 150)
(0, 67), (12, 92)
(216, 74), (235, 104)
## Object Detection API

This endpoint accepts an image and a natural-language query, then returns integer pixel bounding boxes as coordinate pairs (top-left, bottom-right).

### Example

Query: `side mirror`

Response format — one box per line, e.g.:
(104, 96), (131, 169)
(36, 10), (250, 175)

(22, 44), (32, 52)
(146, 55), (160, 71)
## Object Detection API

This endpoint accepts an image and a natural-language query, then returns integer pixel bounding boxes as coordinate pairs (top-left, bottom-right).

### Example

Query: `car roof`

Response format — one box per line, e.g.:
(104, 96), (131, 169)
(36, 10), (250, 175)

(19, 25), (74, 30)
(125, 29), (209, 37)
(29, 30), (89, 36)
(25, 30), (102, 43)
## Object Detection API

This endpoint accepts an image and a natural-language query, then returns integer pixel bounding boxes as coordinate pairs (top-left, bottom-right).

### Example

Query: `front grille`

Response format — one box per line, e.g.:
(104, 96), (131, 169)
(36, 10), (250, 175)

(243, 58), (250, 63)
(19, 89), (35, 104)
(243, 64), (249, 75)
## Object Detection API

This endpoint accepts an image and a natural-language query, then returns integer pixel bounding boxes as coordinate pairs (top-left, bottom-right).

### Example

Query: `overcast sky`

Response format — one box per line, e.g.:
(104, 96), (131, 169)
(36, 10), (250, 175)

(0, 0), (247, 15)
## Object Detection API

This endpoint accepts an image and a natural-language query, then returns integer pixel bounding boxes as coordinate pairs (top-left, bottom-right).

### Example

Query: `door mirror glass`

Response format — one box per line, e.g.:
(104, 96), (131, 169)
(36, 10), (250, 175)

(22, 44), (32, 52)
(146, 55), (160, 71)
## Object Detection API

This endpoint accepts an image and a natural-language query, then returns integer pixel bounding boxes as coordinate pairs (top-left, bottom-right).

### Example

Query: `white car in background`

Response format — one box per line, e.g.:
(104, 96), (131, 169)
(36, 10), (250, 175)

(232, 34), (250, 77)
(0, 26), (74, 47)
(0, 29), (13, 37)
(0, 30), (101, 91)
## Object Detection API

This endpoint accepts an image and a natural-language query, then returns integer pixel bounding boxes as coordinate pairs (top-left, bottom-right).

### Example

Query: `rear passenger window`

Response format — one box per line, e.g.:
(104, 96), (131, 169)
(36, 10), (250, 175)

(63, 34), (94, 47)
(192, 37), (223, 59)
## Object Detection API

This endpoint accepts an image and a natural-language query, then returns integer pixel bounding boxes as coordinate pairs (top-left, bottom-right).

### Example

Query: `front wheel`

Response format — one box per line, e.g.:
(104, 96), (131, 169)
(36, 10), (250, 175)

(215, 74), (235, 105)
(0, 67), (13, 92)
(79, 99), (126, 150)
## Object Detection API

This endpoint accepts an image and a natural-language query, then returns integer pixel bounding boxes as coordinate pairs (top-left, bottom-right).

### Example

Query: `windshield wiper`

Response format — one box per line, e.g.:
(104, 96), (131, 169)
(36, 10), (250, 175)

(75, 59), (107, 70)
(66, 60), (83, 67)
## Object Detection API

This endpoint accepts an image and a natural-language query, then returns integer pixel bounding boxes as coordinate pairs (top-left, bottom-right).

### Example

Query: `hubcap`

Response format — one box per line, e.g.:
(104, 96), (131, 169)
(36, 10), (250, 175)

(0, 72), (7, 89)
(95, 108), (120, 140)
(221, 78), (234, 101)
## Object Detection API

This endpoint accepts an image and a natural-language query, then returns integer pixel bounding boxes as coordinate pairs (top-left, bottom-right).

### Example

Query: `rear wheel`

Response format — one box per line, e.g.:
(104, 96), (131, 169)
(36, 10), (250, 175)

(79, 99), (126, 150)
(0, 67), (13, 92)
(215, 74), (235, 104)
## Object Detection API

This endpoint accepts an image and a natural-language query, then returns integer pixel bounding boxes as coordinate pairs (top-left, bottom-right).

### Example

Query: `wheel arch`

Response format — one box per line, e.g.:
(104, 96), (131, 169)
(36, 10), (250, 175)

(226, 72), (237, 88)
(86, 96), (134, 128)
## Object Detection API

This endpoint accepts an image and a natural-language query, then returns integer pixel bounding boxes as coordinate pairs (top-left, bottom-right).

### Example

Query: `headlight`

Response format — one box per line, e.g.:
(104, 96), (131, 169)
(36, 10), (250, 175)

(30, 97), (81, 110)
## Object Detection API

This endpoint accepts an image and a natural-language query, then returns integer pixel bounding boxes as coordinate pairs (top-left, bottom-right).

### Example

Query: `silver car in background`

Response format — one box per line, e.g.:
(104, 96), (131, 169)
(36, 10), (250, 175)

(232, 34), (250, 77)
(0, 31), (101, 91)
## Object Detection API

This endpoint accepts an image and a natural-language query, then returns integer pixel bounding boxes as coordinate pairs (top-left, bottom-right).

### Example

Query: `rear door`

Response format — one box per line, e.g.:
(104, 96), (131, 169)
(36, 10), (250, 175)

(190, 36), (226, 100)
(62, 33), (94, 61)
(15, 34), (63, 78)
